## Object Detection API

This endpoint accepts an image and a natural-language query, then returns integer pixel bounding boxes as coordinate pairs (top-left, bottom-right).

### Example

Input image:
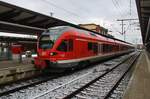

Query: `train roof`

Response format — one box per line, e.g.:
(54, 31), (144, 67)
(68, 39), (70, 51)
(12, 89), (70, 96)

(68, 26), (133, 45)
(48, 26), (133, 46)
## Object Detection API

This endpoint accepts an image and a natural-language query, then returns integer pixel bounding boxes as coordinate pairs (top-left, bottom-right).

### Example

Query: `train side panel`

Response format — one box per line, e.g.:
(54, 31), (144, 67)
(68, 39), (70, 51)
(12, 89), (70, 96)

(34, 26), (134, 70)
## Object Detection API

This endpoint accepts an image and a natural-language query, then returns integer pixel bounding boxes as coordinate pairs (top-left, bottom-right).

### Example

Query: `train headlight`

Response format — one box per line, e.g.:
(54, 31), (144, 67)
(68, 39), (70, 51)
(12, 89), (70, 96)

(50, 52), (58, 56)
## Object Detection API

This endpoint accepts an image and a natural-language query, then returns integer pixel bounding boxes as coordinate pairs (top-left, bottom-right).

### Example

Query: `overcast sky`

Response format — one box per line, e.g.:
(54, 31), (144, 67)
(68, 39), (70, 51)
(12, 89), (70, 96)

(1, 0), (142, 44)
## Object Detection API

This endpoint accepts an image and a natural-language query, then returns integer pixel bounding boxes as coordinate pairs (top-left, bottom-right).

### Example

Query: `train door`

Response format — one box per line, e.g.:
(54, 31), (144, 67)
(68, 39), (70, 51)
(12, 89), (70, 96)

(67, 39), (74, 59)
(57, 39), (74, 59)
(74, 38), (87, 58)
(78, 40), (84, 57)
(93, 43), (98, 55)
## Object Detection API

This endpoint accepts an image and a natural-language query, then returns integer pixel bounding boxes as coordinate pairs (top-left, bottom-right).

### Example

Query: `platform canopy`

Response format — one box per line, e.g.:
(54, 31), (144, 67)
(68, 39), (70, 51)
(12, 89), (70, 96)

(136, 0), (150, 44)
(0, 35), (37, 43)
(0, 1), (78, 35)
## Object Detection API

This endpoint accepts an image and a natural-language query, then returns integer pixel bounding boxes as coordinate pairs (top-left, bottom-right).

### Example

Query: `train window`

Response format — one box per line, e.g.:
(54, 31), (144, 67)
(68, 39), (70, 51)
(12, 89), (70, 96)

(39, 35), (54, 50)
(57, 39), (73, 52)
(93, 43), (98, 54)
(88, 42), (93, 50)
(57, 40), (68, 52)
(102, 44), (113, 53)
(109, 45), (113, 52)
(116, 45), (119, 51)
(44, 26), (68, 42)
(68, 39), (73, 51)
(102, 44), (107, 53)
(88, 42), (98, 54)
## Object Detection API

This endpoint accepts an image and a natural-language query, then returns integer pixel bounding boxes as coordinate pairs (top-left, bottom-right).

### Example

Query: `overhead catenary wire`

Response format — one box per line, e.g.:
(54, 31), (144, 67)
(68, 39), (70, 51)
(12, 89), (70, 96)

(42, 0), (138, 40)
(111, 0), (133, 18)
(110, 24), (122, 35)
(110, 0), (126, 35)
(111, 0), (138, 38)
(124, 22), (130, 34)
(42, 0), (83, 19)
(111, 0), (125, 17)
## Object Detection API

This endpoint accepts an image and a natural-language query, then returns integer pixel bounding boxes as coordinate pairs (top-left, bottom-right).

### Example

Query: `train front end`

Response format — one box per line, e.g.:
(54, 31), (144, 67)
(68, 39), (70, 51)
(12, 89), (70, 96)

(34, 26), (66, 70)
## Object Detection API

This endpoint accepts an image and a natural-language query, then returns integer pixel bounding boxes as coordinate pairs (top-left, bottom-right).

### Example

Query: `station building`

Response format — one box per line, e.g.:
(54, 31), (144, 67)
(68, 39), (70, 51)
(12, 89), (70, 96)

(79, 23), (113, 37)
(79, 23), (107, 34)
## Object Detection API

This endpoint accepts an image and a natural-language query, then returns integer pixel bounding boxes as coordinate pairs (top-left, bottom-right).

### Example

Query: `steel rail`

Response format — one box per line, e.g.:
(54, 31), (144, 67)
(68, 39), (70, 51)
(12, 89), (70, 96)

(62, 52), (139, 99)
(31, 71), (93, 99)
(104, 53), (140, 99)
(0, 52), (135, 98)
(0, 74), (62, 96)
(31, 52), (135, 99)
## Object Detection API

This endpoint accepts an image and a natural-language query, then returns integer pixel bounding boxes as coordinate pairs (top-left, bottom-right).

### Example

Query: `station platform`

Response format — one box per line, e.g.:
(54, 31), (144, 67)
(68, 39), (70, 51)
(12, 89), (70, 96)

(123, 50), (150, 99)
(0, 54), (37, 69)
(0, 56), (37, 85)
(0, 57), (32, 69)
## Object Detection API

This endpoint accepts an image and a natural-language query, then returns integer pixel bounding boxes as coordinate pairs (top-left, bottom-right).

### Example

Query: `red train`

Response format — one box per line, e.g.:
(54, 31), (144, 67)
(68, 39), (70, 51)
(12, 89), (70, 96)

(34, 26), (134, 70)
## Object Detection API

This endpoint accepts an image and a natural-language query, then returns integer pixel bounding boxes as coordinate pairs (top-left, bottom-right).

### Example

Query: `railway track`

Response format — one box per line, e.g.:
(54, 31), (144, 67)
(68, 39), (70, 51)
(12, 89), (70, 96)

(0, 73), (63, 97)
(0, 52), (138, 99)
(63, 52), (140, 99)
(28, 52), (140, 99)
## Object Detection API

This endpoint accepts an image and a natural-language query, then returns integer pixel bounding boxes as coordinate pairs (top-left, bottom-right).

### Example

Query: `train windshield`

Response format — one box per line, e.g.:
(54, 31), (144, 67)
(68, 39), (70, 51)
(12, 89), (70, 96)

(39, 26), (68, 49)
(39, 35), (54, 49)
